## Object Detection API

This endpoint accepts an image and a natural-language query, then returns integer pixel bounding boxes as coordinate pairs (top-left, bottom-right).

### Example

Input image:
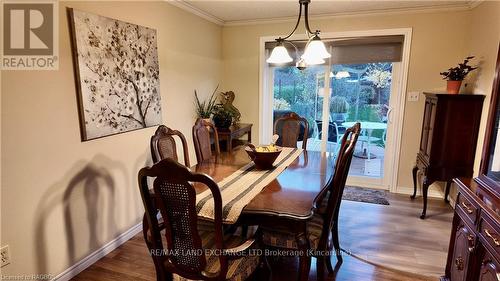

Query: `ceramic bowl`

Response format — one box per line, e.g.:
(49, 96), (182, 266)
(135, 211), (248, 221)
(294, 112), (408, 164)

(245, 145), (282, 170)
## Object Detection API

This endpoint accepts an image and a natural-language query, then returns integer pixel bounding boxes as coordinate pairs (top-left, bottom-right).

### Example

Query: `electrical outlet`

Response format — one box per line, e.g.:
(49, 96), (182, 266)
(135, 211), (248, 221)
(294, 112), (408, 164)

(1, 245), (11, 267)
(408, 91), (420, 102)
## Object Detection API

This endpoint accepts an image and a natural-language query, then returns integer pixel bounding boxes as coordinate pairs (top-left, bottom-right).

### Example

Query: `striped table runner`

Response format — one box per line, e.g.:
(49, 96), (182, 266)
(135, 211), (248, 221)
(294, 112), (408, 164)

(196, 147), (303, 224)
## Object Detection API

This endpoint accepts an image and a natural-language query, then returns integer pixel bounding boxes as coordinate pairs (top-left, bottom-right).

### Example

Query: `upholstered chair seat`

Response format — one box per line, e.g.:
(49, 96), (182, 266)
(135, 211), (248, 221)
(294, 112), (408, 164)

(261, 213), (326, 250)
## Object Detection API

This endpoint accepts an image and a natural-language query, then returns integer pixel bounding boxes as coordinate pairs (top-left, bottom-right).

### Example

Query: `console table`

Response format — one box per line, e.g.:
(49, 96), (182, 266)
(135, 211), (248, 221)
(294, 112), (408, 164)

(217, 123), (252, 152)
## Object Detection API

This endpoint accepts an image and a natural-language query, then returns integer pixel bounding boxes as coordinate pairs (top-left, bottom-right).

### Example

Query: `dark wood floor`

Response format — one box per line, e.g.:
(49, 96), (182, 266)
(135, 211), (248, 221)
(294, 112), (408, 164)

(72, 193), (451, 281)
(71, 234), (435, 281)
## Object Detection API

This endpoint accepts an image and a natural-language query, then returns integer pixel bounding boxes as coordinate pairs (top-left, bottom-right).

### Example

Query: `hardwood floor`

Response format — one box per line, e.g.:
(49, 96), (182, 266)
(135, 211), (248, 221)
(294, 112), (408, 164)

(340, 193), (453, 277)
(72, 193), (452, 281)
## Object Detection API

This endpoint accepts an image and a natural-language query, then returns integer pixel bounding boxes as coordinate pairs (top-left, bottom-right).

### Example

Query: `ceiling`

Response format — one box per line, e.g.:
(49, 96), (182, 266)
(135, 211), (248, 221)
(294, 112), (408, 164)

(174, 0), (478, 25)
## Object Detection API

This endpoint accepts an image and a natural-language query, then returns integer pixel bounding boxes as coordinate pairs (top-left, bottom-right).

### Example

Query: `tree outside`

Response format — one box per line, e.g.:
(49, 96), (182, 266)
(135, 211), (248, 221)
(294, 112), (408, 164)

(273, 62), (392, 147)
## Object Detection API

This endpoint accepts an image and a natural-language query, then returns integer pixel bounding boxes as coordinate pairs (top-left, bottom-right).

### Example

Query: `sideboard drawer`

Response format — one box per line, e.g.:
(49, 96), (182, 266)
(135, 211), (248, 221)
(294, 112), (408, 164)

(480, 215), (500, 257)
(457, 193), (479, 225)
(479, 251), (500, 281)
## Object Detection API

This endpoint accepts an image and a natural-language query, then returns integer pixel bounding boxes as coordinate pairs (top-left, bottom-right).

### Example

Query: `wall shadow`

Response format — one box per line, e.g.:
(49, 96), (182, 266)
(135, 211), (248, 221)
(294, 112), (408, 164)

(34, 154), (129, 275)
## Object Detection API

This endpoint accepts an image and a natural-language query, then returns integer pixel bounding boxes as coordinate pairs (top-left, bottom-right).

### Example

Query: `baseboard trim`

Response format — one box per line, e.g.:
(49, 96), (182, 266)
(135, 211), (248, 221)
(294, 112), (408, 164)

(396, 186), (445, 199)
(53, 222), (142, 281)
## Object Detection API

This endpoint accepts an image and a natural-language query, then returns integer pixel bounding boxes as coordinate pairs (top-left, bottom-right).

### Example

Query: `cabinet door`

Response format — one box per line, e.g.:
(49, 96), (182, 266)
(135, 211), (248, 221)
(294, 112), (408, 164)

(419, 98), (437, 158)
(479, 253), (500, 281)
(451, 221), (476, 281)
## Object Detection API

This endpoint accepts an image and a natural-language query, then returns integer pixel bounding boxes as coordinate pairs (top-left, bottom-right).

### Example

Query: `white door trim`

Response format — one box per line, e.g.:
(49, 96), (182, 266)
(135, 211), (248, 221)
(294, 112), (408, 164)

(259, 28), (413, 193)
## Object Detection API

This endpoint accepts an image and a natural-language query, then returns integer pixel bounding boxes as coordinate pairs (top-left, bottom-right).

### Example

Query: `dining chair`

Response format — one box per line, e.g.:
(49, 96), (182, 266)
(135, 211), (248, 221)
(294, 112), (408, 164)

(261, 123), (361, 280)
(193, 118), (220, 163)
(151, 125), (190, 167)
(138, 158), (260, 281)
(316, 120), (346, 144)
(273, 112), (309, 149)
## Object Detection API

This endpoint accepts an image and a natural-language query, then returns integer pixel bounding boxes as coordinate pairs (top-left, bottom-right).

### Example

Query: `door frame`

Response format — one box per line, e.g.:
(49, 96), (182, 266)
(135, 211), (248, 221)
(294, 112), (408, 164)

(259, 28), (413, 193)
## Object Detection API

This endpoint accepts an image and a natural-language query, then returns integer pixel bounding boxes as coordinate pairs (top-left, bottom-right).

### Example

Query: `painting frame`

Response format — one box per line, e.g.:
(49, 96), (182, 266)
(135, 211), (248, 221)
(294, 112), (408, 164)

(68, 8), (162, 141)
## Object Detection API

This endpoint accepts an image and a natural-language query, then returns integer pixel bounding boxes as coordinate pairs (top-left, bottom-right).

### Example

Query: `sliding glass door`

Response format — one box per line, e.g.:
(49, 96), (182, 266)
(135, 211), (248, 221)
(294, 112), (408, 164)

(272, 65), (327, 151)
(266, 35), (404, 190)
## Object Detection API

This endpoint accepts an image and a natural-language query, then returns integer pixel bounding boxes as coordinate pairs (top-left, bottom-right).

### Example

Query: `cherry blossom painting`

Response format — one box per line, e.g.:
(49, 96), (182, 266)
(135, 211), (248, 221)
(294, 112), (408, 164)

(69, 9), (162, 140)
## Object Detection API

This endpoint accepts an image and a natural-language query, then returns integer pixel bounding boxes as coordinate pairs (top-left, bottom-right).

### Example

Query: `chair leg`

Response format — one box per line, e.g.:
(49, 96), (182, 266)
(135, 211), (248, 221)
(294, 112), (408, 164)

(297, 255), (311, 281)
(331, 221), (342, 262)
(325, 251), (334, 274)
(263, 254), (273, 281)
(316, 256), (325, 281)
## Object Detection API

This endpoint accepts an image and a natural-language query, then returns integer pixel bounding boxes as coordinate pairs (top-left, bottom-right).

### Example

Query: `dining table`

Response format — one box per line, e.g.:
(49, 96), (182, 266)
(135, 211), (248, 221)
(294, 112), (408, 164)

(192, 147), (336, 281)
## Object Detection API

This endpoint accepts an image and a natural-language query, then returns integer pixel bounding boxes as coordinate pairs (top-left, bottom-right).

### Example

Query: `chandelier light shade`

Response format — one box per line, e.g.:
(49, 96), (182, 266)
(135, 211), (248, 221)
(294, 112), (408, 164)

(303, 56), (325, 66)
(266, 42), (293, 64)
(267, 0), (330, 69)
(302, 36), (331, 61)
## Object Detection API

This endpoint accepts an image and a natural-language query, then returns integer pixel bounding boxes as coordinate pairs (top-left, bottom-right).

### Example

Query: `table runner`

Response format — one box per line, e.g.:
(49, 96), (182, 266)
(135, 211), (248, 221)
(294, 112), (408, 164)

(196, 147), (303, 224)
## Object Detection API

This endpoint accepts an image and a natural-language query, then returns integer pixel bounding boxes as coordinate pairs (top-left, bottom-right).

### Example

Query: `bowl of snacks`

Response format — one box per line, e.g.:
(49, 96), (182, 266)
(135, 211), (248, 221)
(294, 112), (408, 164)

(245, 135), (282, 170)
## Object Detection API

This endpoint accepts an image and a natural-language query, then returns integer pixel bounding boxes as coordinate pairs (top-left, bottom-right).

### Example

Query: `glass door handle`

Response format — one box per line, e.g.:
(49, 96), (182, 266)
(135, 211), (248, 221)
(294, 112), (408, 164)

(387, 107), (394, 123)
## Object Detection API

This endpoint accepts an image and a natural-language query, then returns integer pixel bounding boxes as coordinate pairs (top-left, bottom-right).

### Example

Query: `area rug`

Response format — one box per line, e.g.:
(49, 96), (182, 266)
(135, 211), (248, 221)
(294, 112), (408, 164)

(342, 186), (390, 205)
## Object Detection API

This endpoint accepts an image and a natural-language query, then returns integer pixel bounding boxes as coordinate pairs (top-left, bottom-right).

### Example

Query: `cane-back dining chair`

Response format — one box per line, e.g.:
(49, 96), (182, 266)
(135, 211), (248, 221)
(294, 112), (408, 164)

(261, 123), (361, 280)
(151, 125), (191, 167)
(138, 158), (260, 281)
(273, 112), (309, 149)
(193, 118), (220, 163)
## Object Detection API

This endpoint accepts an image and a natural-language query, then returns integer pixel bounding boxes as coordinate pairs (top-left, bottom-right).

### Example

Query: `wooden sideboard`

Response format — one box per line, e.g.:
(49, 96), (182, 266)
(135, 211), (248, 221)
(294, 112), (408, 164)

(442, 177), (500, 281)
(412, 93), (484, 219)
(443, 43), (500, 281)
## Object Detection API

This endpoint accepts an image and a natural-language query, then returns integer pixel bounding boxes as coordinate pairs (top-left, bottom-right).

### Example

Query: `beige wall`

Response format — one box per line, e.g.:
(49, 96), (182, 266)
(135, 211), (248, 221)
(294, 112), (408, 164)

(222, 9), (475, 191)
(1, 1), (222, 277)
(468, 1), (500, 174)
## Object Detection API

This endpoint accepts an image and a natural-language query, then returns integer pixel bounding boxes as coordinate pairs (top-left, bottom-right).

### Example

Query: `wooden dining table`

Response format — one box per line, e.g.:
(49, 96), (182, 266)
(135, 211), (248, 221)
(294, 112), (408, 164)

(192, 147), (336, 281)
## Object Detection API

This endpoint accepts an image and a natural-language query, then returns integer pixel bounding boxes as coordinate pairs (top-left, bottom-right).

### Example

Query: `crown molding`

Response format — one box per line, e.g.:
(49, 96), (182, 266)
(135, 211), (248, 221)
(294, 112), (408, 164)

(224, 3), (476, 27)
(166, 0), (483, 27)
(165, 0), (224, 26)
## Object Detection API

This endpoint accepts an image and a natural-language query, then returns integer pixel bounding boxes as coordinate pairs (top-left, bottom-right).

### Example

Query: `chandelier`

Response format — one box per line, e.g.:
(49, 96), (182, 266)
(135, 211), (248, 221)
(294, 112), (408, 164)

(266, 0), (331, 69)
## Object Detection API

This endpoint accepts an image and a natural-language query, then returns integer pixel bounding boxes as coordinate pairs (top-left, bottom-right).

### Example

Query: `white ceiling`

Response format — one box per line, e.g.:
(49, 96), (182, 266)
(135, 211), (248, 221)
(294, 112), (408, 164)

(175, 0), (478, 24)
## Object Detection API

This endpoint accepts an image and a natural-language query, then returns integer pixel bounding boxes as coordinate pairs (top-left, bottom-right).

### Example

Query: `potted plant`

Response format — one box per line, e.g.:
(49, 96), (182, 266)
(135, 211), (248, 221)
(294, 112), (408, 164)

(194, 85), (219, 121)
(212, 105), (233, 129)
(330, 96), (350, 122)
(440, 56), (477, 94)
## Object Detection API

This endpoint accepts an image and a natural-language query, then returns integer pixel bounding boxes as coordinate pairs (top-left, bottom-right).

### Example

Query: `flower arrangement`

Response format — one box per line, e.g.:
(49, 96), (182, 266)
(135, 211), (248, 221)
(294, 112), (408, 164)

(212, 104), (233, 128)
(194, 84), (219, 118)
(440, 56), (477, 81)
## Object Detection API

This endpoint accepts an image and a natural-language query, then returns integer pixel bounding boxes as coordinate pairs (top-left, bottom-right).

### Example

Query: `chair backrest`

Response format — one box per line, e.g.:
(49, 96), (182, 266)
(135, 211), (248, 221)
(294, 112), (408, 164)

(151, 125), (190, 167)
(138, 158), (227, 280)
(319, 123), (361, 247)
(273, 112), (309, 149)
(192, 118), (220, 163)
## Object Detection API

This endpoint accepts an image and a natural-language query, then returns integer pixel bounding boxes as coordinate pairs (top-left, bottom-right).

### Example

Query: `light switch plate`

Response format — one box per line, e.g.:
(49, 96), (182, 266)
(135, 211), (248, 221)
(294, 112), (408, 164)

(408, 91), (420, 102)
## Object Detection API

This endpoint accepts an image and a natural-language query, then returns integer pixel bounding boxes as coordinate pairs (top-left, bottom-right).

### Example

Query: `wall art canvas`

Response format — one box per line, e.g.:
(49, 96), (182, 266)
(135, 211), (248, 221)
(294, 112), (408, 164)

(69, 8), (162, 140)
